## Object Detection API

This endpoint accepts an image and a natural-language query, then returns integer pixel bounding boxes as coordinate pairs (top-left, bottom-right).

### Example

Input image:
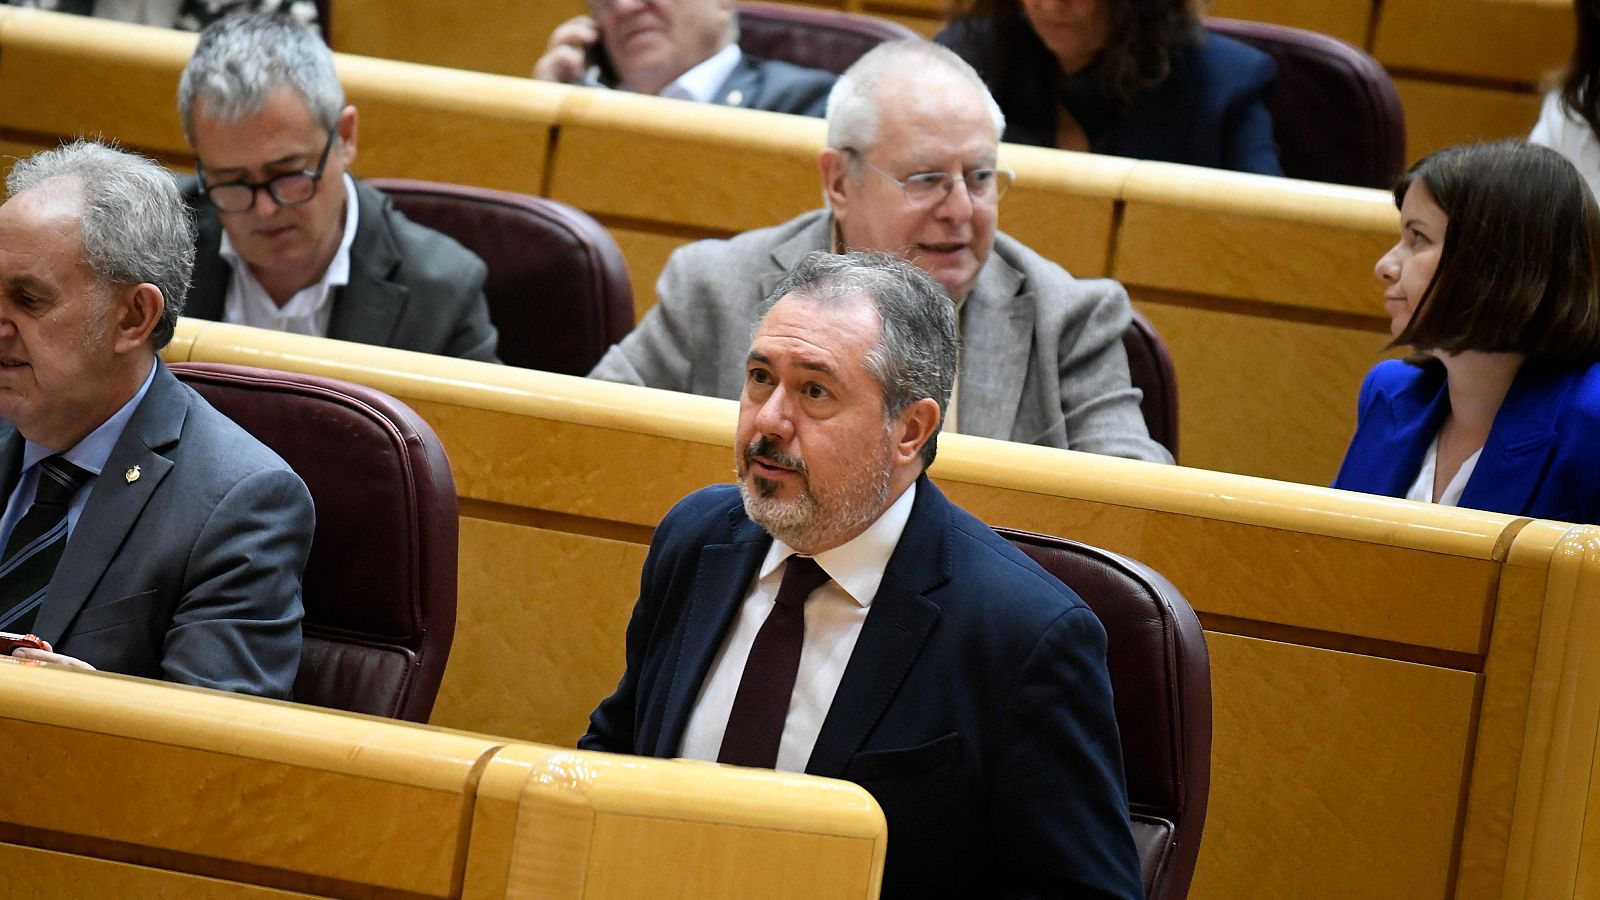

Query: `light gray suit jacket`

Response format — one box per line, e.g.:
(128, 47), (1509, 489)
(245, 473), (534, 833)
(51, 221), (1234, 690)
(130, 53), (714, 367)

(0, 361), (314, 698)
(590, 210), (1170, 462)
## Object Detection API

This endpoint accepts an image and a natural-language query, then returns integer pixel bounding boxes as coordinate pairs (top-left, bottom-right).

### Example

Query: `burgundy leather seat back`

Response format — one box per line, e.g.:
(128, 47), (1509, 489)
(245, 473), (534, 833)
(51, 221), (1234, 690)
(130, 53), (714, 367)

(1124, 308), (1179, 460)
(737, 1), (920, 76)
(997, 528), (1211, 900)
(1205, 17), (1406, 189)
(170, 363), (458, 723)
(365, 178), (635, 375)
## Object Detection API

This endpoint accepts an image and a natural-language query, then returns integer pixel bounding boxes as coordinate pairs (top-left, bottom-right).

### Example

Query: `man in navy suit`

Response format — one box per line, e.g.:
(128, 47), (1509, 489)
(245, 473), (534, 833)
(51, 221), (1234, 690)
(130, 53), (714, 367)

(534, 0), (835, 117)
(582, 250), (1143, 899)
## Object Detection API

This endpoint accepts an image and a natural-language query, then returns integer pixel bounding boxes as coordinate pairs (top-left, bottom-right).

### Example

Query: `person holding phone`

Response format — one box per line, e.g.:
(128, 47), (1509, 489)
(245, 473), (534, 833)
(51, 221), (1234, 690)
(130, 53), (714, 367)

(533, 0), (836, 117)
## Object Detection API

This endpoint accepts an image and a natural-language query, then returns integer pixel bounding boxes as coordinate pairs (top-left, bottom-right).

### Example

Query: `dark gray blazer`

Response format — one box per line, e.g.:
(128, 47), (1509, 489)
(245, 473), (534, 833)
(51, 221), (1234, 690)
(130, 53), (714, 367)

(1, 361), (314, 699)
(589, 209), (1170, 462)
(185, 178), (500, 363)
(712, 55), (836, 118)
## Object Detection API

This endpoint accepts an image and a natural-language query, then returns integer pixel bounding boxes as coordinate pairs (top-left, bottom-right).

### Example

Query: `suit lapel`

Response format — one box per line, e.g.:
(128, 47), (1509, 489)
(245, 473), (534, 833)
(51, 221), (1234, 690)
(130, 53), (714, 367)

(1363, 365), (1450, 499)
(0, 426), (23, 500)
(762, 211), (834, 301)
(953, 254), (1032, 440)
(32, 364), (185, 644)
(1458, 366), (1569, 514)
(712, 56), (761, 108)
(327, 181), (408, 347)
(652, 515), (770, 757)
(807, 477), (948, 777)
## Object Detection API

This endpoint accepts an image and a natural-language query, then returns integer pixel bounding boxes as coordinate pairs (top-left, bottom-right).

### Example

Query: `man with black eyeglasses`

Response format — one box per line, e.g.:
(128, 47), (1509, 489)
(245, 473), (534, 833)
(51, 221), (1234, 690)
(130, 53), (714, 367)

(178, 14), (499, 363)
(590, 39), (1170, 463)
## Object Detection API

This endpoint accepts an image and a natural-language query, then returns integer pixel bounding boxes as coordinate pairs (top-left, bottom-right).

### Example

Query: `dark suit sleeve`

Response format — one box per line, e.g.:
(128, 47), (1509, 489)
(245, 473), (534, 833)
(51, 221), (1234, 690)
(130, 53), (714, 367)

(163, 466), (314, 700)
(441, 256), (501, 364)
(994, 606), (1144, 900)
(1219, 44), (1283, 177)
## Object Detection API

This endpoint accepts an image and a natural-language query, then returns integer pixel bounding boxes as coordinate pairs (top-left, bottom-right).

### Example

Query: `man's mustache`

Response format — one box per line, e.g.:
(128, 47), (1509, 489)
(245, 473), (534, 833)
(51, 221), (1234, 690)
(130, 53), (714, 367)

(743, 436), (808, 480)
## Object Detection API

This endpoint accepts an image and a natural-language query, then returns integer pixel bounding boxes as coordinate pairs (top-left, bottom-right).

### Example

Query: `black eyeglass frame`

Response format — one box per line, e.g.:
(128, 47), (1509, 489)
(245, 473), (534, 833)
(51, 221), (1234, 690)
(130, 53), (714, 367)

(197, 130), (337, 214)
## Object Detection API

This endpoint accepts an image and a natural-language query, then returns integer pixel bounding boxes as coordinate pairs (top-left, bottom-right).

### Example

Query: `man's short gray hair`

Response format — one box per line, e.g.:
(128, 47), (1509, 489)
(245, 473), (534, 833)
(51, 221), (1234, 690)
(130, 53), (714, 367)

(178, 13), (343, 142)
(6, 140), (195, 350)
(760, 250), (959, 466)
(825, 39), (1005, 152)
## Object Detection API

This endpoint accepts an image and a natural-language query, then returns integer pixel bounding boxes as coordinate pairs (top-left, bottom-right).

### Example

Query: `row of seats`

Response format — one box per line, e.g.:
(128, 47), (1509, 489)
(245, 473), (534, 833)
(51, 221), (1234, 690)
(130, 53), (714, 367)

(161, 320), (1600, 900)
(323, 0), (1564, 167)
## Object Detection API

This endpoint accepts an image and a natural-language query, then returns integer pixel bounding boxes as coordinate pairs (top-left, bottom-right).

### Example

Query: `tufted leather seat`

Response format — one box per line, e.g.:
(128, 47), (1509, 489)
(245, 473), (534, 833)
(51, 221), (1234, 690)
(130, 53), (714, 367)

(365, 178), (635, 374)
(737, 1), (920, 76)
(997, 527), (1211, 900)
(1124, 308), (1179, 460)
(171, 362), (458, 723)
(1206, 17), (1406, 189)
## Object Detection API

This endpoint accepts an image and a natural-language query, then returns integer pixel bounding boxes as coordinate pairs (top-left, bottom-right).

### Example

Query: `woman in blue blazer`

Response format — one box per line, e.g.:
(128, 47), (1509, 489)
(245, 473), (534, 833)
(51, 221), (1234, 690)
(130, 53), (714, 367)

(1333, 140), (1600, 523)
(936, 0), (1282, 175)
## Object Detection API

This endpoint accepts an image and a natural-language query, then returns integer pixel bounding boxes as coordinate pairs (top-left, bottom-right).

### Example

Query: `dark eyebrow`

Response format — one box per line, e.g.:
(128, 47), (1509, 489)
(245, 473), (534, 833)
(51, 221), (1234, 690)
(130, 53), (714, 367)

(204, 152), (310, 178)
(2, 274), (55, 296)
(746, 349), (838, 379)
(748, 350), (771, 366)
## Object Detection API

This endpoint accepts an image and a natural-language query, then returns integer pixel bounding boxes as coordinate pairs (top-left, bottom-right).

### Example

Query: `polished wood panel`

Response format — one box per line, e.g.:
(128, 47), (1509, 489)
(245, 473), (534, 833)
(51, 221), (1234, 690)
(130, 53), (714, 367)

(1208, 0), (1371, 45)
(1191, 633), (1477, 899)
(0, 843), (320, 899)
(1374, 0), (1572, 85)
(1395, 79), (1547, 169)
(332, 0), (575, 79)
(995, 144), (1127, 279)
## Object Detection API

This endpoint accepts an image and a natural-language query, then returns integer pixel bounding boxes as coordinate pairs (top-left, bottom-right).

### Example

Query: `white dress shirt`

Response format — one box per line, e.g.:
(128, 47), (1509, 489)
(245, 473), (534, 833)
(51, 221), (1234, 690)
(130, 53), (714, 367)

(1531, 91), (1600, 203)
(0, 360), (158, 550)
(658, 43), (743, 104)
(1405, 434), (1483, 507)
(219, 172), (360, 338)
(678, 482), (918, 772)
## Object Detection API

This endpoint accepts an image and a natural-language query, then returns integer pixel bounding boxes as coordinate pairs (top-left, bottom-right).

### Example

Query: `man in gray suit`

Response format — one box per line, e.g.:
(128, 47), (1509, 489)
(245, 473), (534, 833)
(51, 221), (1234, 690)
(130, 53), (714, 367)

(590, 40), (1170, 462)
(179, 14), (499, 363)
(535, 0), (835, 117)
(0, 140), (313, 699)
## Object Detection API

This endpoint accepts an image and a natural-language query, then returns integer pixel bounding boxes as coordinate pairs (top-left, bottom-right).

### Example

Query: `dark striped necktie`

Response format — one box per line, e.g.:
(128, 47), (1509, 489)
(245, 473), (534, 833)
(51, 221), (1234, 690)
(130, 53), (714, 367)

(718, 555), (831, 769)
(0, 456), (92, 634)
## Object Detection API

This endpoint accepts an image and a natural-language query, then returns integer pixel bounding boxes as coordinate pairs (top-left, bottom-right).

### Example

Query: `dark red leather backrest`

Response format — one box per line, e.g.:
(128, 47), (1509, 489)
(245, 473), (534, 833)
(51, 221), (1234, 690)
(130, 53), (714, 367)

(1205, 17), (1405, 189)
(365, 178), (635, 375)
(997, 528), (1211, 900)
(170, 362), (458, 723)
(1124, 308), (1179, 460)
(737, 1), (920, 75)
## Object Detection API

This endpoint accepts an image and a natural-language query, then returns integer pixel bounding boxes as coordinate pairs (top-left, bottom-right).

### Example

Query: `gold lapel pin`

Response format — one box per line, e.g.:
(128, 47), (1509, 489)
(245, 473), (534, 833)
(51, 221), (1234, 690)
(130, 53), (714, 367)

(124, 465), (141, 484)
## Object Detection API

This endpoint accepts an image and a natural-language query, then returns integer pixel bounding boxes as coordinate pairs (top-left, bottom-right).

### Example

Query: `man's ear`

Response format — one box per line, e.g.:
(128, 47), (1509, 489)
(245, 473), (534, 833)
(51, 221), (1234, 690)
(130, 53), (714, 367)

(891, 397), (941, 467)
(336, 105), (359, 166)
(110, 283), (163, 354)
(819, 147), (852, 217)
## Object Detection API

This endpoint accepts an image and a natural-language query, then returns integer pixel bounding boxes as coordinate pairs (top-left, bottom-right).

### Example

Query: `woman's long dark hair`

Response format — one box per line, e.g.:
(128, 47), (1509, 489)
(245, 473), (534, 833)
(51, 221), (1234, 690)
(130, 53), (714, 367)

(955, 0), (1200, 107)
(1561, 0), (1600, 137)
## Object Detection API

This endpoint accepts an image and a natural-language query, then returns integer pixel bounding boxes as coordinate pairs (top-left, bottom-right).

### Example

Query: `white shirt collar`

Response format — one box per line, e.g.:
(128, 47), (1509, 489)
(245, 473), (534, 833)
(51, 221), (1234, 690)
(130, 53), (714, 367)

(659, 43), (744, 105)
(218, 172), (360, 337)
(22, 359), (159, 477)
(755, 481), (918, 609)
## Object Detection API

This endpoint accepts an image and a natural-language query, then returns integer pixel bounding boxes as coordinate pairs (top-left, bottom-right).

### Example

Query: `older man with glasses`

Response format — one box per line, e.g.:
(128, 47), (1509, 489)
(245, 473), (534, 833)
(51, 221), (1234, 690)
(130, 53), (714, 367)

(178, 14), (499, 362)
(590, 39), (1170, 461)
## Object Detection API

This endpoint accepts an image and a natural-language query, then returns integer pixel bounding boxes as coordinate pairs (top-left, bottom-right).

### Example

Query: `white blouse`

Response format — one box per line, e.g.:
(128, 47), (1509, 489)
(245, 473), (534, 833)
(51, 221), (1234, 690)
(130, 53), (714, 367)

(1531, 90), (1600, 203)
(1405, 434), (1483, 507)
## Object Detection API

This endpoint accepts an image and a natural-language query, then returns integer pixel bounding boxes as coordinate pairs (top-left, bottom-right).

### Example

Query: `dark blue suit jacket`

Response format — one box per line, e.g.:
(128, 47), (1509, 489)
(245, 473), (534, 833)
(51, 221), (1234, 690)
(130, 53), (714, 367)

(1333, 359), (1600, 523)
(938, 16), (1282, 175)
(582, 476), (1142, 899)
(714, 55), (836, 118)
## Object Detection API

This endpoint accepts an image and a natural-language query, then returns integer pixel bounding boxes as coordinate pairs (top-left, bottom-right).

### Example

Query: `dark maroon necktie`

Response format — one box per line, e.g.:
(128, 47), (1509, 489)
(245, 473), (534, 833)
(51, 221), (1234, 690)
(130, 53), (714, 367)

(717, 555), (831, 768)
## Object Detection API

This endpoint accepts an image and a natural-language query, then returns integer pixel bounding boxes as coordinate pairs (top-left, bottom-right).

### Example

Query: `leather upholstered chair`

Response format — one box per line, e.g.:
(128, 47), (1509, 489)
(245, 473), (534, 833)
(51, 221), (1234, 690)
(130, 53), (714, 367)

(170, 362), (458, 723)
(996, 528), (1211, 900)
(1205, 17), (1405, 189)
(1124, 308), (1179, 460)
(737, 1), (920, 76)
(364, 178), (635, 375)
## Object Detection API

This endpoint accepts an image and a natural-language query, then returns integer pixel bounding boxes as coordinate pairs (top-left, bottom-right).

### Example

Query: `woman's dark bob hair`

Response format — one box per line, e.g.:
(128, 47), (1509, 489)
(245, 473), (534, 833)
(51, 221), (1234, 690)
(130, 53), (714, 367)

(956, 0), (1200, 107)
(1392, 140), (1600, 366)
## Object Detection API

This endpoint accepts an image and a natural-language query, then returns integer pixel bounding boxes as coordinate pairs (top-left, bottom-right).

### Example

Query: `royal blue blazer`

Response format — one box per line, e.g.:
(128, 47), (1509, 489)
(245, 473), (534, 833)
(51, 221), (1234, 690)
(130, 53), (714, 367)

(1333, 359), (1600, 523)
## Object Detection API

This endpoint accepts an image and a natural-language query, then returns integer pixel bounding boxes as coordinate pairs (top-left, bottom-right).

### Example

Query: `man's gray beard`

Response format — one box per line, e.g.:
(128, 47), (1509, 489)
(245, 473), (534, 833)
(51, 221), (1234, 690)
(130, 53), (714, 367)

(739, 443), (893, 551)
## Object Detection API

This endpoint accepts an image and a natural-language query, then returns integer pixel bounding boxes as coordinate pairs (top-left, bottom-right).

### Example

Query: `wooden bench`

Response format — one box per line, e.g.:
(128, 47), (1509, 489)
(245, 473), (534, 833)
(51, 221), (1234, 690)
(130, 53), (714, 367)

(159, 320), (1600, 900)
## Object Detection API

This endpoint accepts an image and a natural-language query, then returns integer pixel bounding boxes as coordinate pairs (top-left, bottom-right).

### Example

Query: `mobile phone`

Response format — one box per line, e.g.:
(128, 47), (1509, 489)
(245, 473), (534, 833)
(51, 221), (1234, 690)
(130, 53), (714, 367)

(0, 631), (46, 655)
(584, 33), (619, 88)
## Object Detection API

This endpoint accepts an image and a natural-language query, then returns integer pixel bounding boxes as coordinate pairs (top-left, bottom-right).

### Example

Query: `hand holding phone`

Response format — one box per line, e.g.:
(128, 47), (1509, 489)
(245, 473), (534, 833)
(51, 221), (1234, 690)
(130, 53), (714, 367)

(534, 15), (606, 85)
